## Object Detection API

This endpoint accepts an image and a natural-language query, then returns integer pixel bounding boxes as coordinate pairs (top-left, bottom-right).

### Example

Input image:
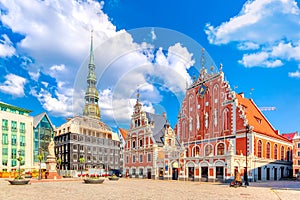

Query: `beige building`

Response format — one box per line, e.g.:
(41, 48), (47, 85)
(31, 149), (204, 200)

(0, 102), (33, 172)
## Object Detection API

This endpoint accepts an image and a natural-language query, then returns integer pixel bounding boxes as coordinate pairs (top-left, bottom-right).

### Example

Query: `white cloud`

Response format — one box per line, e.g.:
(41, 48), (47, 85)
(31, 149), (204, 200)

(0, 0), (118, 82)
(0, 74), (26, 97)
(237, 42), (259, 50)
(0, 1), (196, 127)
(30, 83), (75, 117)
(205, 0), (300, 69)
(288, 64), (300, 78)
(0, 34), (15, 57)
(288, 70), (300, 78)
(238, 52), (283, 68)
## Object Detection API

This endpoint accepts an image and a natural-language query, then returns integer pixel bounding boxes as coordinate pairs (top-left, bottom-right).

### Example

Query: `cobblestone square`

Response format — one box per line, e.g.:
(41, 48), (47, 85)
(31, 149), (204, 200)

(1, 178), (299, 200)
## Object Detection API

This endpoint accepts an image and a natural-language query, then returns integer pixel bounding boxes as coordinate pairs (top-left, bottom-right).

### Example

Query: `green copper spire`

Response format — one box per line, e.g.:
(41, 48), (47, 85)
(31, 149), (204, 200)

(83, 30), (100, 120)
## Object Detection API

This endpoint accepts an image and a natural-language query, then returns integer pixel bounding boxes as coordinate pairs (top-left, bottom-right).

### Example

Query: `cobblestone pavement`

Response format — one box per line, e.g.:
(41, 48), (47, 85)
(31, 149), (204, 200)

(1, 178), (299, 200)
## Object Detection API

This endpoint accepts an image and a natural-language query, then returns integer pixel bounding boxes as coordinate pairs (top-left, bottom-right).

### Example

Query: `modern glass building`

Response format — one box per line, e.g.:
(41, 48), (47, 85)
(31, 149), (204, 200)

(33, 112), (55, 168)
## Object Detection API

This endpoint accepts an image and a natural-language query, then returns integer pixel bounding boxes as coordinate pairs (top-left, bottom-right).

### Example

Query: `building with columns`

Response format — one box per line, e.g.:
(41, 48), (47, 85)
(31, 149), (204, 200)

(176, 54), (293, 182)
(124, 92), (184, 180)
(54, 31), (120, 173)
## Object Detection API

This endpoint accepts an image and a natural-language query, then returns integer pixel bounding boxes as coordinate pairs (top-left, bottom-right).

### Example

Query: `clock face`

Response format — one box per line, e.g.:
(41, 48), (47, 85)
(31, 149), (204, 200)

(198, 85), (206, 97)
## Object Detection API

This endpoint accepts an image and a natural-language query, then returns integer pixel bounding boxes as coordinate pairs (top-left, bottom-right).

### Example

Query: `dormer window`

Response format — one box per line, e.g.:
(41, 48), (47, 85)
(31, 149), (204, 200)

(255, 116), (262, 124)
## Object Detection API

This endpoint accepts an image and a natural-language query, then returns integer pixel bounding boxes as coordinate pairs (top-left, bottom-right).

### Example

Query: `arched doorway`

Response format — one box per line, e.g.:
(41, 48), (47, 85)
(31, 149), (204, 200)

(215, 161), (224, 182)
(187, 162), (195, 181)
(200, 162), (209, 182)
(172, 162), (179, 180)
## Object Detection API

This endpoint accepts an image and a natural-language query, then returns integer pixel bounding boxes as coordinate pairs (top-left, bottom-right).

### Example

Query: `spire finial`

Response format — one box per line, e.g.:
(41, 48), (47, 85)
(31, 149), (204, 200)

(89, 30), (94, 65)
(201, 48), (205, 69)
(136, 88), (140, 102)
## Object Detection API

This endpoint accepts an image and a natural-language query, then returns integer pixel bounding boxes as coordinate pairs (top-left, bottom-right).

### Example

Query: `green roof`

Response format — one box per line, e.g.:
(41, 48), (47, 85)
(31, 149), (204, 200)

(0, 101), (32, 114)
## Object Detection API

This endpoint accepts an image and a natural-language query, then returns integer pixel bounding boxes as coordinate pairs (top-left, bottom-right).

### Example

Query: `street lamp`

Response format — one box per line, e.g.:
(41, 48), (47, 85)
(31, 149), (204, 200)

(245, 125), (250, 186)
(17, 149), (21, 179)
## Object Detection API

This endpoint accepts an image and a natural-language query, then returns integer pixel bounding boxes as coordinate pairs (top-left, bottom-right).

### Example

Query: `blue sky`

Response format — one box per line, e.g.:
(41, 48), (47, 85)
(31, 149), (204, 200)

(0, 0), (299, 134)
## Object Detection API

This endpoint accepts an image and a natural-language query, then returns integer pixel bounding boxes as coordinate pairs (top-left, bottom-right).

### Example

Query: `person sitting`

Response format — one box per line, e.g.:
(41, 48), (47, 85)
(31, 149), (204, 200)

(234, 171), (242, 186)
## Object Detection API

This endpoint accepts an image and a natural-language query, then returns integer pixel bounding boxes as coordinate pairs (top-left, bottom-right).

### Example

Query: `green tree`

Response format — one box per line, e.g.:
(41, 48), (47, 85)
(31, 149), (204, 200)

(79, 157), (85, 177)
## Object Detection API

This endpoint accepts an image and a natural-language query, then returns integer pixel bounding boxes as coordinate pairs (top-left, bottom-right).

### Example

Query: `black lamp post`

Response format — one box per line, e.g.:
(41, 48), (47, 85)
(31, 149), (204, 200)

(245, 125), (250, 186)
(17, 149), (21, 178)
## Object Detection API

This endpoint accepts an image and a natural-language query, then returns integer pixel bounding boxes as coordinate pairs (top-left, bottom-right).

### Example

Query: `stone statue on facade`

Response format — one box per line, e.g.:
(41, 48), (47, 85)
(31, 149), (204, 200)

(48, 138), (55, 157)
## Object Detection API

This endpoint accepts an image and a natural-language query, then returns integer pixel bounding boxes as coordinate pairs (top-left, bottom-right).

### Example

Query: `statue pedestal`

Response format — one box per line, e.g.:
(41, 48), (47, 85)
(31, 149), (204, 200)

(46, 155), (61, 179)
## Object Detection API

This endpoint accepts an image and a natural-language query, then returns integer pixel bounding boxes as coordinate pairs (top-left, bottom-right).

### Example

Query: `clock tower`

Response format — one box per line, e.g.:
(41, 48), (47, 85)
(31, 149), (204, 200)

(83, 30), (101, 120)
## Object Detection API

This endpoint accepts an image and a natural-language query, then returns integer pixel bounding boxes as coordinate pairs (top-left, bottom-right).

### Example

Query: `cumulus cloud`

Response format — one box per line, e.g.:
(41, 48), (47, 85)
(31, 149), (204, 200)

(0, 74), (26, 97)
(0, 34), (15, 57)
(30, 82), (76, 117)
(205, 0), (300, 68)
(0, 0), (196, 127)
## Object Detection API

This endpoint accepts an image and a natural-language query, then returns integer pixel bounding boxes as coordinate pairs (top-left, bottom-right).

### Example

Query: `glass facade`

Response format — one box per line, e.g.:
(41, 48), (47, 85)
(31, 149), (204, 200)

(33, 115), (54, 163)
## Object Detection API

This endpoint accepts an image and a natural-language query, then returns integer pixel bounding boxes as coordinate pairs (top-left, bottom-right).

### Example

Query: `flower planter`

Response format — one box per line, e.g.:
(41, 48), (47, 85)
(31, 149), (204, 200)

(8, 179), (30, 185)
(108, 177), (119, 181)
(83, 178), (105, 184)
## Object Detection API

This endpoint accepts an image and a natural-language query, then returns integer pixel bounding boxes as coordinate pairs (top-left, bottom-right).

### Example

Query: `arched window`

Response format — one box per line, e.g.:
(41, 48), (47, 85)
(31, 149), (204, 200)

(222, 109), (230, 131)
(217, 143), (225, 155)
(266, 142), (270, 159)
(281, 146), (284, 160)
(185, 147), (189, 157)
(205, 145), (213, 156)
(274, 144), (278, 160)
(193, 146), (200, 157)
(257, 140), (262, 158)
(286, 147), (291, 161)
(182, 121), (186, 140)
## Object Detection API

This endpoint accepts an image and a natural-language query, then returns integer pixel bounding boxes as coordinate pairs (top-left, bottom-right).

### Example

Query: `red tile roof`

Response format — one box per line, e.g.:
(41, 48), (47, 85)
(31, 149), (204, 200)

(118, 128), (128, 140)
(281, 132), (298, 141)
(236, 94), (290, 142)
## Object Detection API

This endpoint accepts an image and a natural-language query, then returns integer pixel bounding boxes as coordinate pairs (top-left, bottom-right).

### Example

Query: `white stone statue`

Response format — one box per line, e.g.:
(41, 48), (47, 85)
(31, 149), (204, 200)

(48, 138), (55, 157)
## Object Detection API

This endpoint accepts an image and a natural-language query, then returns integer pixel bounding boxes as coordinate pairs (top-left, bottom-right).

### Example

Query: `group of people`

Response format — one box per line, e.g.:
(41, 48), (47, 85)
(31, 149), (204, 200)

(230, 169), (248, 187)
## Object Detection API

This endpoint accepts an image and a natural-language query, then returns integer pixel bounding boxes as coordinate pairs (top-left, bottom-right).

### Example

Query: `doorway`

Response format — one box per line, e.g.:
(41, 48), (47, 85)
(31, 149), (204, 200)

(147, 168), (151, 179)
(258, 167), (261, 180)
(266, 168), (270, 180)
(216, 166), (224, 182)
(172, 168), (178, 180)
(274, 168), (277, 180)
(201, 167), (208, 182)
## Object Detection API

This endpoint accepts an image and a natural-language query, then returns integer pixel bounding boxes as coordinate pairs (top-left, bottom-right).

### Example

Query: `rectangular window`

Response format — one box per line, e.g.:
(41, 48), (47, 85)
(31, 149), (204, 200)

(126, 156), (129, 164)
(11, 134), (17, 145)
(2, 119), (8, 130)
(20, 136), (25, 146)
(11, 121), (17, 132)
(2, 134), (8, 145)
(2, 160), (8, 166)
(11, 148), (17, 159)
(298, 151), (300, 157)
(298, 160), (300, 165)
(132, 155), (136, 163)
(11, 160), (17, 167)
(2, 148), (8, 156)
(298, 143), (300, 148)
(139, 154), (143, 163)
(147, 153), (151, 162)
(20, 122), (25, 133)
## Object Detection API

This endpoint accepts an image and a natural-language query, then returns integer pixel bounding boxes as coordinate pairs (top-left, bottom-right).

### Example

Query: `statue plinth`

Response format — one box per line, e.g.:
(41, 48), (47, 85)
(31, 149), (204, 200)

(45, 155), (61, 179)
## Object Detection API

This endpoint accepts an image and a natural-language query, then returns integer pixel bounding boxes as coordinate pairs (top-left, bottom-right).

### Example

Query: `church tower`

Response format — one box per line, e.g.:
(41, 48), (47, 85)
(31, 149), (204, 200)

(83, 30), (101, 120)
